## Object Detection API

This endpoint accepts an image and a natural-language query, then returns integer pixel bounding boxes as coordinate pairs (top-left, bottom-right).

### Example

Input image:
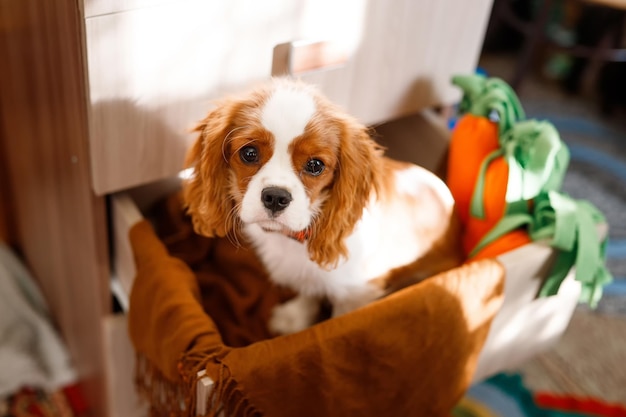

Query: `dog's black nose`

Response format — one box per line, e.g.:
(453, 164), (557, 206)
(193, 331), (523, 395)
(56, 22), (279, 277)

(261, 187), (292, 214)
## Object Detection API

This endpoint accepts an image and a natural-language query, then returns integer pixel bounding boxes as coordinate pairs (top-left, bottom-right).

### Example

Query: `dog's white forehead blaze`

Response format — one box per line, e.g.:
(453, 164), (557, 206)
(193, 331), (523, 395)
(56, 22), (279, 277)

(238, 84), (318, 232)
(260, 86), (317, 144)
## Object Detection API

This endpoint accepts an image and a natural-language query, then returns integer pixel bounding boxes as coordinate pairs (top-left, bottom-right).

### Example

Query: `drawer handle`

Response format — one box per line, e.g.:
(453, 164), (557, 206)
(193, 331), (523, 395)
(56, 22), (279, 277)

(272, 40), (348, 76)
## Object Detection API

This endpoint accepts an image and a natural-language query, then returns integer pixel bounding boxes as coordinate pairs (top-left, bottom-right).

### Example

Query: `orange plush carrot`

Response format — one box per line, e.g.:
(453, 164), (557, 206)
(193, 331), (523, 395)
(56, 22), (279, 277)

(447, 114), (500, 226)
(448, 75), (529, 257)
(461, 155), (530, 256)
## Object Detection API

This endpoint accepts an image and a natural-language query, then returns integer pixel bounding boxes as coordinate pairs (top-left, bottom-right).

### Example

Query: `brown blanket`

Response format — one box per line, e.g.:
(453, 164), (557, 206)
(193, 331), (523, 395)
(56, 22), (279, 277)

(128, 194), (505, 416)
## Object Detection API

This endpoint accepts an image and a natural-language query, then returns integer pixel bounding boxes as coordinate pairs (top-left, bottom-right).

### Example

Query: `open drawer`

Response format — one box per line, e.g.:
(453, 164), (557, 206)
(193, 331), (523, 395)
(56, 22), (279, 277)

(110, 110), (582, 407)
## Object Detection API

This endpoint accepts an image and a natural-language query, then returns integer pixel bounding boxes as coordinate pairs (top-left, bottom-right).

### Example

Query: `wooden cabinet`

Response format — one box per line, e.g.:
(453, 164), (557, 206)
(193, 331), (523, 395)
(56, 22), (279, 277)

(0, 1), (493, 416)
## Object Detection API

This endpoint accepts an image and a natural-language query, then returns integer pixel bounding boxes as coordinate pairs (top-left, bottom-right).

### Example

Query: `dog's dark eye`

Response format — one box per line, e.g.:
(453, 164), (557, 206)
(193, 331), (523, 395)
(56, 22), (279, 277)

(304, 159), (325, 176)
(239, 146), (259, 164)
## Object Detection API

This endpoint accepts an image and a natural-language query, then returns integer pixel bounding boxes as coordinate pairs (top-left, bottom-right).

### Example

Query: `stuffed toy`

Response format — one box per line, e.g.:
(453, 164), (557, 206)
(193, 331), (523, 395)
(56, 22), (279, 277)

(448, 74), (611, 306)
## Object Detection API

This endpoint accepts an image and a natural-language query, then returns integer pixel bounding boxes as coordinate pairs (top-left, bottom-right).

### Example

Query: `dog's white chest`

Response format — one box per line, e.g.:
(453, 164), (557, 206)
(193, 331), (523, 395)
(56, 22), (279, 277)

(243, 214), (421, 304)
(243, 224), (372, 301)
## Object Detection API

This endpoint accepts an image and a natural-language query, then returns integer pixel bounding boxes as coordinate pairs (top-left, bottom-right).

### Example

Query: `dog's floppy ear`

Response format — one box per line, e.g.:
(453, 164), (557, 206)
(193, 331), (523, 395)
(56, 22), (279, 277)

(308, 122), (383, 269)
(182, 102), (238, 238)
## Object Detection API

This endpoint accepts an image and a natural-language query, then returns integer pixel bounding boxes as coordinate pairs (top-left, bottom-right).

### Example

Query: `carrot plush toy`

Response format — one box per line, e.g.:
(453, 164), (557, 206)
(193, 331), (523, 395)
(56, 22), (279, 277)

(448, 75), (570, 259)
(447, 74), (530, 258)
(447, 75), (525, 225)
(447, 74), (611, 307)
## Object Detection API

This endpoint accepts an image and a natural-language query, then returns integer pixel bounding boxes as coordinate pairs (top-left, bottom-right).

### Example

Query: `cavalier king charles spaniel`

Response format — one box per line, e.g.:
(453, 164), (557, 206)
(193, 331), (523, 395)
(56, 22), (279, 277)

(183, 78), (462, 335)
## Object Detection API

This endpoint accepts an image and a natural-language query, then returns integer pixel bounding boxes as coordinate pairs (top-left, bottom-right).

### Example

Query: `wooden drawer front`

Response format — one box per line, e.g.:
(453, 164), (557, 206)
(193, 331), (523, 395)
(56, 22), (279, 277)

(85, 0), (493, 195)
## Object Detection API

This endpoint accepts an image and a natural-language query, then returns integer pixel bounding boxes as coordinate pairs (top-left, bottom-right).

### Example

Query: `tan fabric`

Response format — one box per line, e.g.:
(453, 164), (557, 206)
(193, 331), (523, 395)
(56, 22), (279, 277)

(128, 194), (505, 417)
(148, 193), (291, 348)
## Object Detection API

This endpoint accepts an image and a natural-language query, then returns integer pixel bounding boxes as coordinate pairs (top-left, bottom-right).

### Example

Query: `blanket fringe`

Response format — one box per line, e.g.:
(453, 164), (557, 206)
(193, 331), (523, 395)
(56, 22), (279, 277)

(135, 353), (189, 416)
(135, 352), (262, 417)
(204, 360), (261, 417)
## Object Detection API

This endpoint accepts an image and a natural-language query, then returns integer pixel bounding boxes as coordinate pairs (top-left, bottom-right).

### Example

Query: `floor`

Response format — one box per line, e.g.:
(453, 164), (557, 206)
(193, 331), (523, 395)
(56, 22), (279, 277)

(520, 308), (626, 403)
(477, 51), (626, 404)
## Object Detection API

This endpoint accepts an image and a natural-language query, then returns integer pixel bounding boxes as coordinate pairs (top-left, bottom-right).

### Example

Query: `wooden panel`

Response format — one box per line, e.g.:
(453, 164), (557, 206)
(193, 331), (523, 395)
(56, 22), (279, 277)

(0, 2), (110, 416)
(84, 0), (493, 194)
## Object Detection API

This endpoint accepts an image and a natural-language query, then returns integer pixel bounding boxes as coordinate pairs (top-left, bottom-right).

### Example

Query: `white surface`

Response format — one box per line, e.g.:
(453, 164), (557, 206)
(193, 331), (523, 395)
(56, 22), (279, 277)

(473, 244), (582, 382)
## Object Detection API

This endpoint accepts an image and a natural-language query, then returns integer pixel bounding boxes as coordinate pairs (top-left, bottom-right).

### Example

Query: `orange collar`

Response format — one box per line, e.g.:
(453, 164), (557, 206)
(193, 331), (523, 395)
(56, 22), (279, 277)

(286, 228), (311, 243)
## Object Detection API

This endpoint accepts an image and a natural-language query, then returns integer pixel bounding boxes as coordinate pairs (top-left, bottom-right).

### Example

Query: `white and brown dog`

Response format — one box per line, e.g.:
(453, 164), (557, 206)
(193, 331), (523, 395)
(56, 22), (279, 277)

(183, 78), (462, 335)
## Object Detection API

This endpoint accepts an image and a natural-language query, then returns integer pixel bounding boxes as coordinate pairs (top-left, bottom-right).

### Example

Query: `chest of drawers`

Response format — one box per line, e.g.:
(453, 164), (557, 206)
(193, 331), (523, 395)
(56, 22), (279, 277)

(0, 1), (493, 415)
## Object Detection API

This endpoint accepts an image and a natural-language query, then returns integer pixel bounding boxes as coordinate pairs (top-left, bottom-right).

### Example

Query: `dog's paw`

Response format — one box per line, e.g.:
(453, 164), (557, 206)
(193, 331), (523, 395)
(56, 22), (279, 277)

(268, 295), (320, 335)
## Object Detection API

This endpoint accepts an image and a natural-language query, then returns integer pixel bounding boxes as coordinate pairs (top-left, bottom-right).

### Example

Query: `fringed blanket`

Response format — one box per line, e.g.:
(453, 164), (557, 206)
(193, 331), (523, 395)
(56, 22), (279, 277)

(128, 193), (505, 417)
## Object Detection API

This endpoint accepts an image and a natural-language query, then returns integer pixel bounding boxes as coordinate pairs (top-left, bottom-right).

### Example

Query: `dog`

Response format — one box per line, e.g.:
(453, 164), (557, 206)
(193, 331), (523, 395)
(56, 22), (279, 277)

(183, 78), (462, 335)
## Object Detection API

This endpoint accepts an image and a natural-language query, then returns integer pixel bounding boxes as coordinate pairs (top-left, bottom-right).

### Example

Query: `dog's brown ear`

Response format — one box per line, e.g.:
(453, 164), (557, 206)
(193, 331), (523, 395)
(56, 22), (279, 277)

(182, 103), (237, 238)
(308, 123), (383, 269)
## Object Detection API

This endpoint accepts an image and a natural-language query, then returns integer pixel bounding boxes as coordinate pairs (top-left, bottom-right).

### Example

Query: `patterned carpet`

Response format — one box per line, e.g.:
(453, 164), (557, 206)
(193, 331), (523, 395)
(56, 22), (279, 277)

(478, 52), (626, 406)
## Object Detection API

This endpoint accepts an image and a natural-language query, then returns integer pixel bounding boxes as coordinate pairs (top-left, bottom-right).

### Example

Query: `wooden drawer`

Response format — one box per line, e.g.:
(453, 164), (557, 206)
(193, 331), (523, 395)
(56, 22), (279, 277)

(83, 0), (493, 194)
(109, 111), (581, 386)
